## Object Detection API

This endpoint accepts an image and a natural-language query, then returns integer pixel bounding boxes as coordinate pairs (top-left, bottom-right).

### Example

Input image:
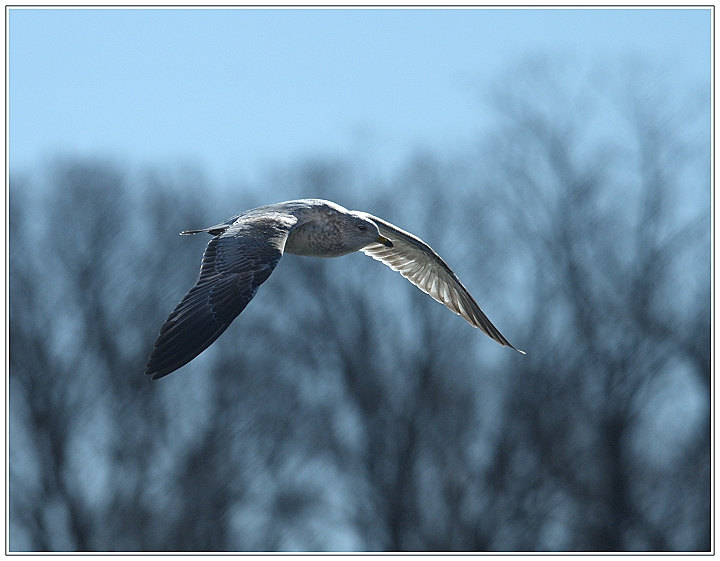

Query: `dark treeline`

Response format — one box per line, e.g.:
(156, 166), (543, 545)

(9, 62), (710, 551)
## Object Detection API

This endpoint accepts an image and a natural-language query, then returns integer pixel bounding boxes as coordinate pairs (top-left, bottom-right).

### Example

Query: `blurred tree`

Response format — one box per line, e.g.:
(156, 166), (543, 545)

(9, 161), (213, 550)
(480, 59), (710, 551)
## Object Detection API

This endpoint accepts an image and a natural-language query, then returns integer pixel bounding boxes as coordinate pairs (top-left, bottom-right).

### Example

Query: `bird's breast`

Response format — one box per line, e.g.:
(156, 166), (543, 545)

(284, 222), (352, 258)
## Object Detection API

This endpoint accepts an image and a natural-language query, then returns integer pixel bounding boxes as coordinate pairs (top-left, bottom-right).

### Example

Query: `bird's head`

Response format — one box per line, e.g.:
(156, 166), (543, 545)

(344, 213), (393, 252)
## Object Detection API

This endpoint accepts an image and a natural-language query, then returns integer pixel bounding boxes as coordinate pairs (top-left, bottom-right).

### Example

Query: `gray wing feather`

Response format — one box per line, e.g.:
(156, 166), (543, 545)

(146, 215), (296, 379)
(360, 213), (523, 353)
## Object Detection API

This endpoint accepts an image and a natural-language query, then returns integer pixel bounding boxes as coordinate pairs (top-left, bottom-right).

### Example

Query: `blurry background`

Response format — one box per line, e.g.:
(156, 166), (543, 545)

(8, 7), (711, 552)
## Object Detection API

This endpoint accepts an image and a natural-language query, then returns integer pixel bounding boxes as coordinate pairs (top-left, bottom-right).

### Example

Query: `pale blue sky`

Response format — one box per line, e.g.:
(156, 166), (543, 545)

(8, 7), (711, 182)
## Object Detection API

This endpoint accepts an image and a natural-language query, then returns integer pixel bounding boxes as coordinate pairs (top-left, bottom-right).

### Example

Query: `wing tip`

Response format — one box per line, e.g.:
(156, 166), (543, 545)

(144, 360), (176, 380)
(498, 334), (525, 355)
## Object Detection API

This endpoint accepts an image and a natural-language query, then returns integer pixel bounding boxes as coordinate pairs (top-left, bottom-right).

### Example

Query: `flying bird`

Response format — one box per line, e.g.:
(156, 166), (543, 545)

(146, 199), (523, 379)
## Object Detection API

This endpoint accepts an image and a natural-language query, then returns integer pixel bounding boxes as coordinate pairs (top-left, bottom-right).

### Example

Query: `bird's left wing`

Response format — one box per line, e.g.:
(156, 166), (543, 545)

(359, 213), (523, 353)
(146, 214), (297, 379)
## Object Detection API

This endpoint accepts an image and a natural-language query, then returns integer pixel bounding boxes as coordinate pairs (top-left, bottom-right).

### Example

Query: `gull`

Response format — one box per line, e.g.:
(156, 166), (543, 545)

(145, 199), (523, 379)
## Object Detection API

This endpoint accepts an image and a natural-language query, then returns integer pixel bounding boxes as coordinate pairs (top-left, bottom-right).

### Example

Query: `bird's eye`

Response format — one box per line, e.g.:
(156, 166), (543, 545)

(358, 224), (366, 231)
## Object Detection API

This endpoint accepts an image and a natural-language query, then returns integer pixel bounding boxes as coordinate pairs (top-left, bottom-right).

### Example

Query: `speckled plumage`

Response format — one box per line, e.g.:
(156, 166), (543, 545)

(145, 199), (522, 379)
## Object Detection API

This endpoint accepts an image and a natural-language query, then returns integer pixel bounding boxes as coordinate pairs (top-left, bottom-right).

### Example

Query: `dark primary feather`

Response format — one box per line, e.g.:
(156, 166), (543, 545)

(360, 213), (524, 353)
(145, 220), (289, 379)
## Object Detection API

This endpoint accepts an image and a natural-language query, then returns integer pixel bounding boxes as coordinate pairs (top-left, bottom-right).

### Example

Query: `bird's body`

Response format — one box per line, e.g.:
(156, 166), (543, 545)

(146, 199), (522, 379)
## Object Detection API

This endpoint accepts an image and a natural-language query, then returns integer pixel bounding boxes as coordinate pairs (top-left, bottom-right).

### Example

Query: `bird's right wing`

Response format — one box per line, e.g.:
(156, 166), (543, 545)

(146, 215), (297, 379)
(359, 213), (523, 353)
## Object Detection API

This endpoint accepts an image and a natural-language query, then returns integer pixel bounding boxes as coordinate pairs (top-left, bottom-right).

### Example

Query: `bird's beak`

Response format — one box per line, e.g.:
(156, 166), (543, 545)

(376, 235), (393, 248)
